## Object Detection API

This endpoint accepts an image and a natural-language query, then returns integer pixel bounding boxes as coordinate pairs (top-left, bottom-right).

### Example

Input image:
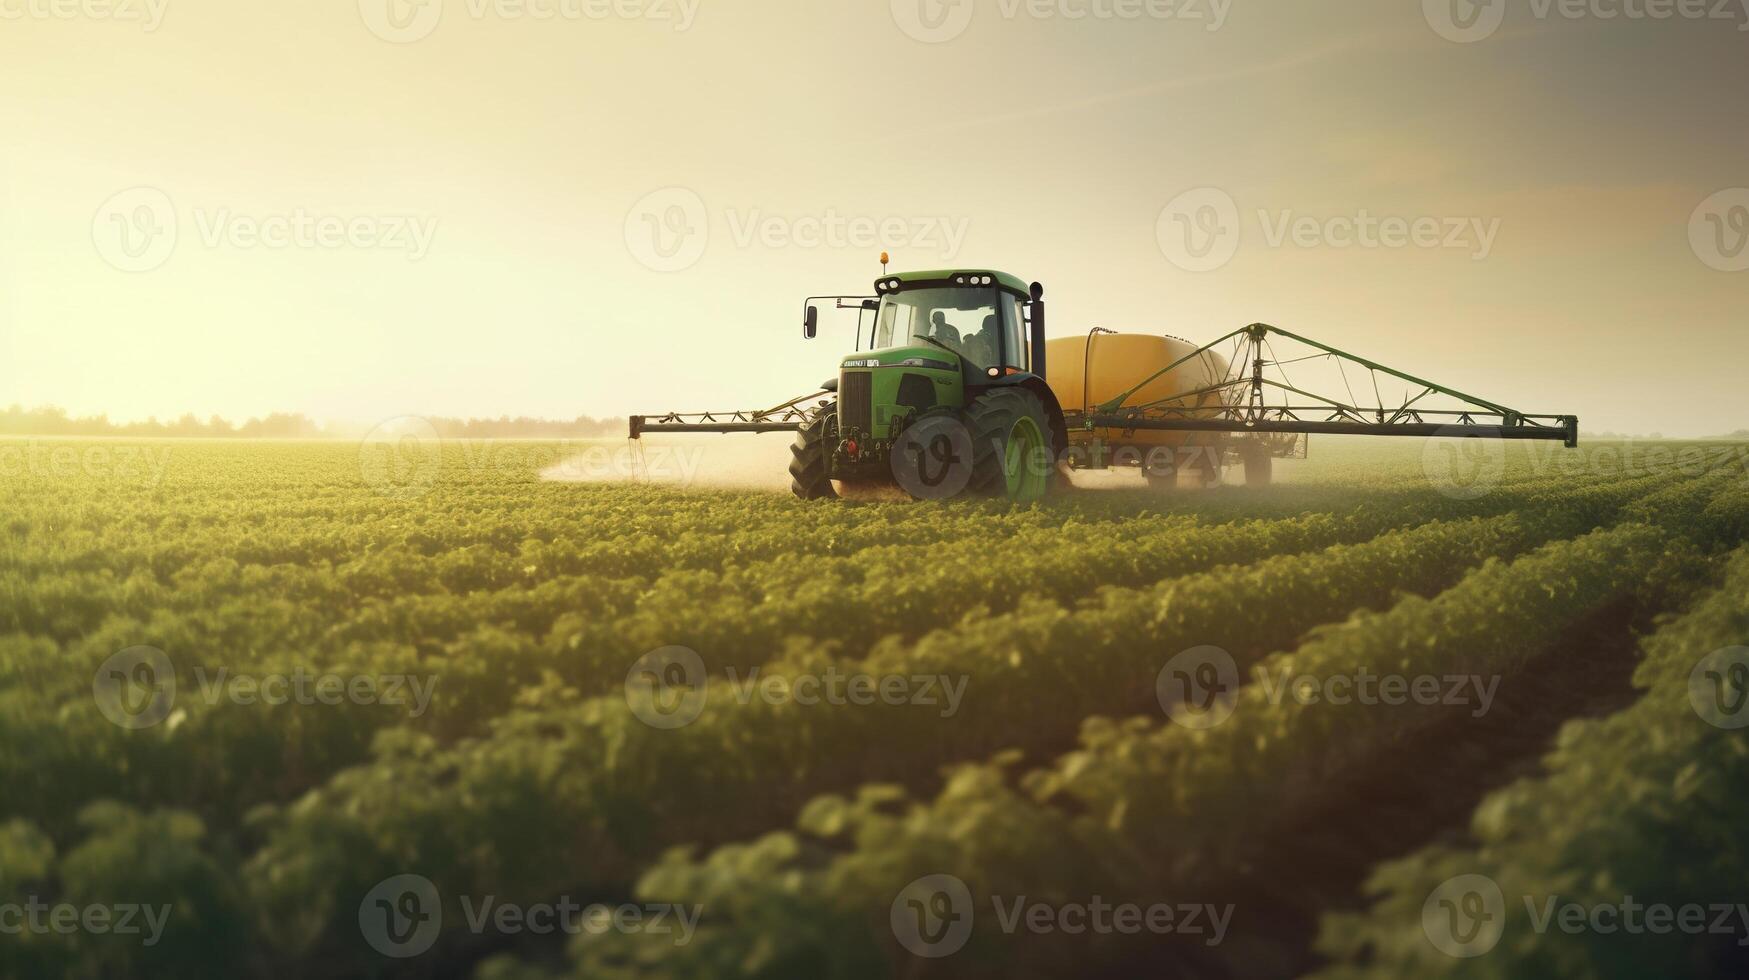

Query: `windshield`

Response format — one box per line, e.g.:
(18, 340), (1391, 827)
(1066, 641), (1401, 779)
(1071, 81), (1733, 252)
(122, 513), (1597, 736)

(873, 287), (1005, 369)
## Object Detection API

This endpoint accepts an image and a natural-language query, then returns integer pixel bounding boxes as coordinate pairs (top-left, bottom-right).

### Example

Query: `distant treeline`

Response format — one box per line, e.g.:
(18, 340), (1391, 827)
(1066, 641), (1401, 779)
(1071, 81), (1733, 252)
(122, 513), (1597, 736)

(1, 405), (628, 439)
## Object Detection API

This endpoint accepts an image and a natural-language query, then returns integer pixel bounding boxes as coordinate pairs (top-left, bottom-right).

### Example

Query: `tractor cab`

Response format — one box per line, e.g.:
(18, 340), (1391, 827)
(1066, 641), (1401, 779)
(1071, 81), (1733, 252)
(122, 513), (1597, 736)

(865, 271), (1033, 374)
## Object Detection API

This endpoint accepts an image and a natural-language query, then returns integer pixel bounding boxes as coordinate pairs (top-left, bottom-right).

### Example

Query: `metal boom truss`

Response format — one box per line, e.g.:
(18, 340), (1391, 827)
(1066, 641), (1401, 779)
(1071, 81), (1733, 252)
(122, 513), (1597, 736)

(1067, 323), (1578, 448)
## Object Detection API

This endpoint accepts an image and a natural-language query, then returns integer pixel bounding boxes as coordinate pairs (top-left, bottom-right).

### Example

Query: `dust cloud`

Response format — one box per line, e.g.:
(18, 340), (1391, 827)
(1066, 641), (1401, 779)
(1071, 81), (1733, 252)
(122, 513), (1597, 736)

(540, 435), (796, 492)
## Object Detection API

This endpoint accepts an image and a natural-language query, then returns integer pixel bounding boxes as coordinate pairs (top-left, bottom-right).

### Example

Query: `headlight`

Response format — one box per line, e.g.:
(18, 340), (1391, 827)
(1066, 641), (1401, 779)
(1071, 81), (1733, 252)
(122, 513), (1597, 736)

(897, 357), (955, 371)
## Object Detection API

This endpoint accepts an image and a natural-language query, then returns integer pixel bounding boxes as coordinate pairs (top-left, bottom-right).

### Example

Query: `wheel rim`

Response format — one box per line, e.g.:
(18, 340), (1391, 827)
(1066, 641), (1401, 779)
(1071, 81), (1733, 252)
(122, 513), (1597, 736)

(1003, 416), (1048, 501)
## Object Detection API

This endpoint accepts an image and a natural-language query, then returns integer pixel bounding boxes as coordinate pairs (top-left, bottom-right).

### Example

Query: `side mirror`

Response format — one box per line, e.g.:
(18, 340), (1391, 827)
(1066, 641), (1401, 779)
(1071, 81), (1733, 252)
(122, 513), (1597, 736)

(803, 306), (819, 339)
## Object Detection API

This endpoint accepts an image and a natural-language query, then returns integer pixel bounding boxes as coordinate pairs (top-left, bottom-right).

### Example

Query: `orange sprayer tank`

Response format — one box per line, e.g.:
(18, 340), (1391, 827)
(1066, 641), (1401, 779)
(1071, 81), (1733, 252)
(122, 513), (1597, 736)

(1044, 333), (1234, 456)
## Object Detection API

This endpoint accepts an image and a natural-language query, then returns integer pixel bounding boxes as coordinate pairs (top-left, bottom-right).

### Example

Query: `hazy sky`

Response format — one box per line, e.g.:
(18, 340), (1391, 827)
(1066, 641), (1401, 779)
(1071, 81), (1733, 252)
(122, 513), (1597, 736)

(1, 0), (1744, 434)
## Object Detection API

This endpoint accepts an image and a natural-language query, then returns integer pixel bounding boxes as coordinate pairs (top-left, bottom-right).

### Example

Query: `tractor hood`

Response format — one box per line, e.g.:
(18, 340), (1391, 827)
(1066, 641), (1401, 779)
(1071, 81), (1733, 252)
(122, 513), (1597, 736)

(841, 344), (961, 371)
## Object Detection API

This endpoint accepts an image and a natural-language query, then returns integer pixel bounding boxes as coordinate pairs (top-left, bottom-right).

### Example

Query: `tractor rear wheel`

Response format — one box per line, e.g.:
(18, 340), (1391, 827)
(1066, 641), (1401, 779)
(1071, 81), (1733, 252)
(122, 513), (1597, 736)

(966, 387), (1055, 502)
(788, 406), (839, 500)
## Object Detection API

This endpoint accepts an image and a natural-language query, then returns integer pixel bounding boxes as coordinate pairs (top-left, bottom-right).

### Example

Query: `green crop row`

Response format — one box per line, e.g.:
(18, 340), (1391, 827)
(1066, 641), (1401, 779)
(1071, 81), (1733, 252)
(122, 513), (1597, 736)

(1310, 544), (1749, 979)
(515, 522), (1696, 980)
(231, 476), (1670, 976)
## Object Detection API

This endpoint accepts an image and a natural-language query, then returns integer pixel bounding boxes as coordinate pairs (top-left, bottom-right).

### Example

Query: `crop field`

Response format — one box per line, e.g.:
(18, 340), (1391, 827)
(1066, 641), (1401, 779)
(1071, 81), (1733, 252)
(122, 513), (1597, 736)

(4, 436), (1749, 979)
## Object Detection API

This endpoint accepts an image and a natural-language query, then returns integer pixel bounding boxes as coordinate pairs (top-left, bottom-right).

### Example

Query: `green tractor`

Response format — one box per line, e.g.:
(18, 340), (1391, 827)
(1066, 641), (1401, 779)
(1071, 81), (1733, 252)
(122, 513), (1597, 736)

(629, 263), (1580, 502)
(788, 268), (1065, 502)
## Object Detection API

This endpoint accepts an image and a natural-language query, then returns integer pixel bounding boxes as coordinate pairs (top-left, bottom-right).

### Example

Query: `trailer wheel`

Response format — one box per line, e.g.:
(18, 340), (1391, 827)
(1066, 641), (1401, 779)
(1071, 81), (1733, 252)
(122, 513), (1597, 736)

(1191, 444), (1226, 488)
(1242, 446), (1273, 487)
(788, 406), (839, 500)
(966, 388), (1055, 502)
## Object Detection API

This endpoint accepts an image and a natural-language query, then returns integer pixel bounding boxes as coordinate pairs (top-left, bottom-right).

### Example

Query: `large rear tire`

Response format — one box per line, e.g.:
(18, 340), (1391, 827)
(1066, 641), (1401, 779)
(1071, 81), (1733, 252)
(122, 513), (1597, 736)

(966, 387), (1055, 502)
(788, 406), (839, 500)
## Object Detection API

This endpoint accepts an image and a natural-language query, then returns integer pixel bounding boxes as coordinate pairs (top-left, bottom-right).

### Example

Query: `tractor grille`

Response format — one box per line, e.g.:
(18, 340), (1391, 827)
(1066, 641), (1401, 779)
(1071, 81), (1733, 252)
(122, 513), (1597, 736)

(839, 371), (873, 435)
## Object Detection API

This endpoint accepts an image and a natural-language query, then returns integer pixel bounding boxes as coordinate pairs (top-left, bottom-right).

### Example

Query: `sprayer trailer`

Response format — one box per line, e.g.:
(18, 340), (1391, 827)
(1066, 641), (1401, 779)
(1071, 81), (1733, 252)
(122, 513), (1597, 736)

(629, 261), (1580, 502)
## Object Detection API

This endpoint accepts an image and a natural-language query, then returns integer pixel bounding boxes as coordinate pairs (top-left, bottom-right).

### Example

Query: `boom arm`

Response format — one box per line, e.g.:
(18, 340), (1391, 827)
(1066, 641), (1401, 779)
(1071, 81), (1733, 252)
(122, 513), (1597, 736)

(629, 390), (824, 439)
(1072, 323), (1578, 448)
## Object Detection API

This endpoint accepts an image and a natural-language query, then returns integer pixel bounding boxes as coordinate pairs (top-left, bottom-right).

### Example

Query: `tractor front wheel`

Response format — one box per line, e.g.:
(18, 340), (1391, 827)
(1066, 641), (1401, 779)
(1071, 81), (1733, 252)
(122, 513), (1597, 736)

(788, 406), (839, 500)
(966, 388), (1056, 502)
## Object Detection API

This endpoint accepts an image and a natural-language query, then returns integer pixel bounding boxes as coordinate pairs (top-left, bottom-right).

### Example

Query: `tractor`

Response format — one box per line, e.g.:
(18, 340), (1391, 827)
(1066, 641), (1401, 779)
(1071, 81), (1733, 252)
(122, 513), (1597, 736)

(630, 261), (1579, 502)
